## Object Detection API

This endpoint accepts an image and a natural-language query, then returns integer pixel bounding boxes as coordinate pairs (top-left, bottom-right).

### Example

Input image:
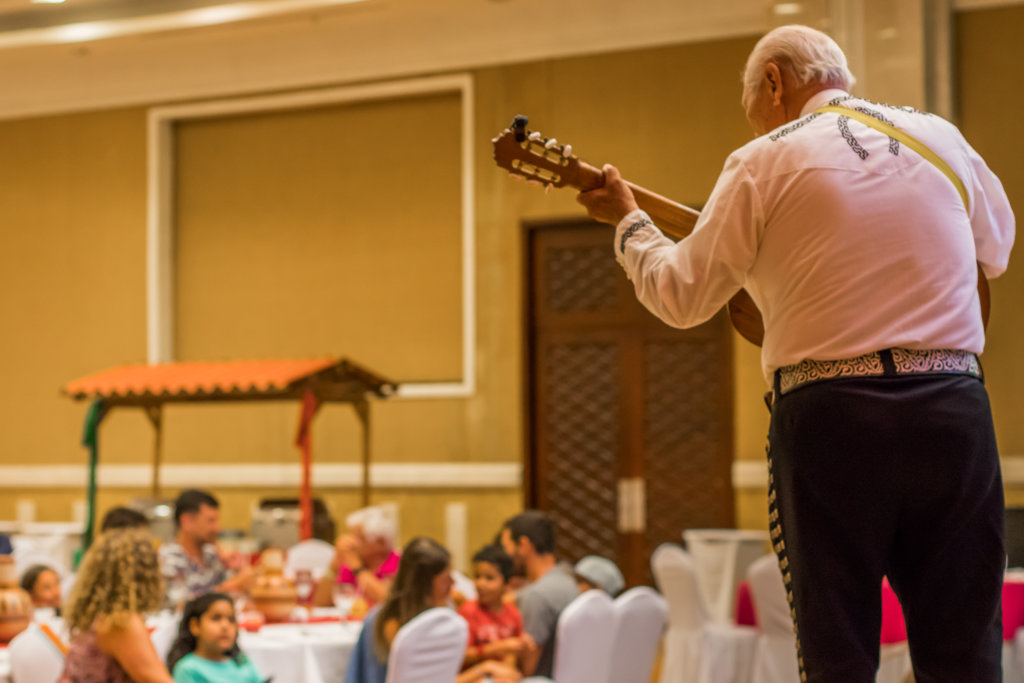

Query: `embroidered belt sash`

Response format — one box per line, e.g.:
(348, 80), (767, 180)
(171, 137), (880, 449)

(775, 348), (981, 395)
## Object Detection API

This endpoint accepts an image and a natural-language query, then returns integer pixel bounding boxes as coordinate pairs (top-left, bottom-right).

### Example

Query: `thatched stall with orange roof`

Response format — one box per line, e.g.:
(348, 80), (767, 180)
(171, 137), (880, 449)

(64, 357), (396, 551)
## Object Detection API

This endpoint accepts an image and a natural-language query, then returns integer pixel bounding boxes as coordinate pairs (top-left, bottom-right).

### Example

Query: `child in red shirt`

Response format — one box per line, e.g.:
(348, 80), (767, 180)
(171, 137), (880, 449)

(458, 545), (534, 672)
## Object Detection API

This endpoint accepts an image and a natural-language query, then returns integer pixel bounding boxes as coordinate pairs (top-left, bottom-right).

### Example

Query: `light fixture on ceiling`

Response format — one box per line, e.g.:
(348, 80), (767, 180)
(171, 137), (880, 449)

(0, 0), (371, 49)
(31, 0), (67, 4)
(772, 3), (803, 15)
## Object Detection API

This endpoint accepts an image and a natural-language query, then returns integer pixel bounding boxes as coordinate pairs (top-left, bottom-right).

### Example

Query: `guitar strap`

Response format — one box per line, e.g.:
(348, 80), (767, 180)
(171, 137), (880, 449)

(814, 105), (970, 213)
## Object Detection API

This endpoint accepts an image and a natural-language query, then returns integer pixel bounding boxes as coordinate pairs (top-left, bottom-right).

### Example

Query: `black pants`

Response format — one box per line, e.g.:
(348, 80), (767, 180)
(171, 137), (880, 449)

(768, 374), (1005, 683)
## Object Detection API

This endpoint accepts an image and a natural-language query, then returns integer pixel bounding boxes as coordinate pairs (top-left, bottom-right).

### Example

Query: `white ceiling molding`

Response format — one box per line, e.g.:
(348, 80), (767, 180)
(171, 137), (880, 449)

(0, 0), (768, 120)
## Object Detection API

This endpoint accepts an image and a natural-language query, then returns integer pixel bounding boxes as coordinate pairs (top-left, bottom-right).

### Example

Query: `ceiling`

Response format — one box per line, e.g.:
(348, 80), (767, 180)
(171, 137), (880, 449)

(0, 0), (1016, 120)
(0, 0), (372, 40)
(0, 0), (229, 30)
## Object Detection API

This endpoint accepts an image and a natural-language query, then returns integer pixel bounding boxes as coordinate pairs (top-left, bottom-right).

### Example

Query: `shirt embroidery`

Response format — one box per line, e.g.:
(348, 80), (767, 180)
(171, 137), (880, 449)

(834, 104), (901, 159)
(620, 218), (652, 254)
(768, 113), (822, 142)
(837, 115), (869, 160)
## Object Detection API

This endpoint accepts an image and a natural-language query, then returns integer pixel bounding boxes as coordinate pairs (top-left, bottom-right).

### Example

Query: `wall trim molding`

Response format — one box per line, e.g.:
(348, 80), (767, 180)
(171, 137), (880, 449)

(6, 456), (1024, 491)
(734, 455), (1024, 489)
(147, 74), (476, 399)
(0, 461), (521, 489)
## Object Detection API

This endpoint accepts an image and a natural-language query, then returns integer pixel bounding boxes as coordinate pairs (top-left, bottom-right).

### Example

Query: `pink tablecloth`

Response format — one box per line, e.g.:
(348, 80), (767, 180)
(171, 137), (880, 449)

(736, 577), (1024, 642)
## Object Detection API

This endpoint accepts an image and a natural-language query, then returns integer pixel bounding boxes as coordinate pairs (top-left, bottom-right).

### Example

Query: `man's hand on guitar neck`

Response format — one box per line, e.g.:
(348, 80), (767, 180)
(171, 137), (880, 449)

(576, 164), (639, 227)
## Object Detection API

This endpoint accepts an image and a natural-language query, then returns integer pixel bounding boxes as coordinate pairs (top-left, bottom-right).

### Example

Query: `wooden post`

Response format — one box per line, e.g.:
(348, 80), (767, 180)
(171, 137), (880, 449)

(144, 405), (163, 498)
(353, 398), (371, 507)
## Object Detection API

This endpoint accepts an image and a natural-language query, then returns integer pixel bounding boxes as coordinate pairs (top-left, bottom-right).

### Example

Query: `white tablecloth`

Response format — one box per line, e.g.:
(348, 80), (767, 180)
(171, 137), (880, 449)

(240, 621), (361, 683)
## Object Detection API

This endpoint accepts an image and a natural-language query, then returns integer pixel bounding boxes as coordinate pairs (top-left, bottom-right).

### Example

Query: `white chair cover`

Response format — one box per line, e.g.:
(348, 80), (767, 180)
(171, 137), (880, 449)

(746, 554), (799, 683)
(682, 529), (769, 625)
(747, 554), (913, 683)
(608, 586), (668, 683)
(550, 589), (615, 683)
(1012, 629), (1024, 683)
(651, 543), (757, 683)
(9, 622), (65, 683)
(286, 539), (335, 578)
(877, 642), (912, 683)
(451, 569), (477, 602)
(385, 607), (468, 683)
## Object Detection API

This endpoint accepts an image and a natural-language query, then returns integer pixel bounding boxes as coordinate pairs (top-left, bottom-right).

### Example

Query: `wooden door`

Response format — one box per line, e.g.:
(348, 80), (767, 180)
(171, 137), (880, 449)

(525, 220), (734, 586)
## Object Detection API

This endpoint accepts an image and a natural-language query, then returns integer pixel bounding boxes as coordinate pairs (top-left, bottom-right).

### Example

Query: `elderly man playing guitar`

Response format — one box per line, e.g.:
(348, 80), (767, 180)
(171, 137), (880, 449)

(574, 24), (1014, 683)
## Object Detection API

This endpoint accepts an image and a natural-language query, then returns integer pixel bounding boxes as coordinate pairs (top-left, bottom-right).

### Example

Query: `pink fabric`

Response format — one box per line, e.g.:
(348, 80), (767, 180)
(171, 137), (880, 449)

(880, 578), (1024, 643)
(336, 550), (400, 585)
(879, 577), (907, 644)
(736, 576), (1019, 644)
(1003, 581), (1024, 642)
(735, 580), (757, 627)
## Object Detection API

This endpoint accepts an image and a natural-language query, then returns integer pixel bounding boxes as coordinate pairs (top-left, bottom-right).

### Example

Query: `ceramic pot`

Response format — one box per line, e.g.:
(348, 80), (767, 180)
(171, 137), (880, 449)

(250, 549), (297, 623)
(0, 556), (31, 643)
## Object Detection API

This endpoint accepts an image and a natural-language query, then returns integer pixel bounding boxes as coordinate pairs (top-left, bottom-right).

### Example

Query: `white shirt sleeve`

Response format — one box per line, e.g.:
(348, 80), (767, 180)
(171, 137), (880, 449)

(613, 153), (764, 329)
(964, 141), (1015, 278)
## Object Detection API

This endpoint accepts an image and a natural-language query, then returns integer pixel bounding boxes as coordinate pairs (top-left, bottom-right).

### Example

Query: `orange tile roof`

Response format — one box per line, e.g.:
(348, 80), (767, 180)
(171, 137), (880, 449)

(64, 357), (355, 401)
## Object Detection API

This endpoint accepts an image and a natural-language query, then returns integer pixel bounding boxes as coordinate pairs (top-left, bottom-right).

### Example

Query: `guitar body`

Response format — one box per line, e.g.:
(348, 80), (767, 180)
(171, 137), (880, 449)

(493, 117), (991, 347)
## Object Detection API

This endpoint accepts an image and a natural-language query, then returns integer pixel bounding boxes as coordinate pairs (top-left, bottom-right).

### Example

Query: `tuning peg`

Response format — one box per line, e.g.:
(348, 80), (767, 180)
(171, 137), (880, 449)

(544, 137), (559, 149)
(526, 179), (543, 187)
(528, 131), (542, 141)
(508, 172), (525, 181)
(562, 144), (572, 158)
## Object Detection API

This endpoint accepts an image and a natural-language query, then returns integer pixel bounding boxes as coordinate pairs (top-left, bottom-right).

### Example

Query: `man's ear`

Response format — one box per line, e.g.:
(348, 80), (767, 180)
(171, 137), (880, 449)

(765, 62), (784, 106)
(518, 535), (535, 556)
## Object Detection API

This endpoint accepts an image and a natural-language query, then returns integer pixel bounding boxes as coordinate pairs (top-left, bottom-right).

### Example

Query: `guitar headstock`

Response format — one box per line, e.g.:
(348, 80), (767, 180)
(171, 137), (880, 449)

(492, 115), (582, 189)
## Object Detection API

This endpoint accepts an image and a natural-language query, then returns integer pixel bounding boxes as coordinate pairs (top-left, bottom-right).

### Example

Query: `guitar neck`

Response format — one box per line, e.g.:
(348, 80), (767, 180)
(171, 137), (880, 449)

(573, 158), (700, 239)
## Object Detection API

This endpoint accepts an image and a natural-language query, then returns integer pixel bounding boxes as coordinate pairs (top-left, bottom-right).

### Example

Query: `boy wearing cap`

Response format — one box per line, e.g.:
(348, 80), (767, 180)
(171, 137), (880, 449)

(574, 555), (625, 597)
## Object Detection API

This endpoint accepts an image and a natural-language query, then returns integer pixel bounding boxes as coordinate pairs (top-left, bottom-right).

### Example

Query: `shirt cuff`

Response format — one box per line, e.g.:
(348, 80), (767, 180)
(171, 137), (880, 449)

(613, 209), (655, 270)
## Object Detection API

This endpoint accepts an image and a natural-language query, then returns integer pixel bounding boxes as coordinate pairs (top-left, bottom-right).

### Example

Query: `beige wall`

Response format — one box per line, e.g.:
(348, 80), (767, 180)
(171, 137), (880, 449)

(0, 6), (1021, 553)
(0, 35), (758, 557)
(957, 4), (1024, 503)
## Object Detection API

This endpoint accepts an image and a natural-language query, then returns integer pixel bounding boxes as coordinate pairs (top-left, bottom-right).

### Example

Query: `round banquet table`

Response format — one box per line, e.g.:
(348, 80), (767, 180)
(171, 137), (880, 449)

(239, 620), (361, 683)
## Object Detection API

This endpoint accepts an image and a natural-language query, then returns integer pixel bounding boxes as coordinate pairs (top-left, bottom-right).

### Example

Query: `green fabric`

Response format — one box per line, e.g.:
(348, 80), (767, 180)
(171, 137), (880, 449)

(78, 399), (109, 564)
(171, 653), (263, 683)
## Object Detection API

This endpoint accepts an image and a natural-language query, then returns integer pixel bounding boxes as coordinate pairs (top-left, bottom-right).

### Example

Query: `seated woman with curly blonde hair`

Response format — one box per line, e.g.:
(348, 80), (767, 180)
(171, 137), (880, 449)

(59, 528), (174, 683)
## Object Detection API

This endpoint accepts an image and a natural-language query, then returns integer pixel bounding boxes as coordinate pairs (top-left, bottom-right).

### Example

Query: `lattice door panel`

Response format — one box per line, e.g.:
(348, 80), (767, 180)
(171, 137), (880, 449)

(539, 341), (620, 562)
(527, 221), (733, 586)
(643, 335), (734, 580)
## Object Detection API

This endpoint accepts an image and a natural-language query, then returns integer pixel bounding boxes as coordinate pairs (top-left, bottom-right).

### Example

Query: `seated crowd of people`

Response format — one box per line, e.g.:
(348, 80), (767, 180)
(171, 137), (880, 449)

(12, 491), (625, 683)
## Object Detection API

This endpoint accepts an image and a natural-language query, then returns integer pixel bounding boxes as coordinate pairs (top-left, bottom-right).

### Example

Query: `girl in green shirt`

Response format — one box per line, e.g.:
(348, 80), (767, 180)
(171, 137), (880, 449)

(166, 592), (264, 683)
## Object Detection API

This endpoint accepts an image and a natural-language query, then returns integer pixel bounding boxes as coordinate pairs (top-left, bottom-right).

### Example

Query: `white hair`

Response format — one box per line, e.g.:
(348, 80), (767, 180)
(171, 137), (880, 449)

(742, 25), (856, 108)
(346, 506), (396, 545)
